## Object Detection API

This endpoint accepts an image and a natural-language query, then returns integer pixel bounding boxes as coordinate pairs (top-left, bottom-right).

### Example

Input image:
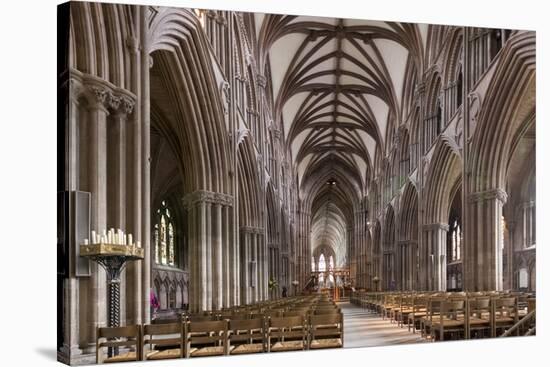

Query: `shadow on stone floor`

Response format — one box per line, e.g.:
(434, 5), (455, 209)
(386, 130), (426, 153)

(36, 348), (58, 361)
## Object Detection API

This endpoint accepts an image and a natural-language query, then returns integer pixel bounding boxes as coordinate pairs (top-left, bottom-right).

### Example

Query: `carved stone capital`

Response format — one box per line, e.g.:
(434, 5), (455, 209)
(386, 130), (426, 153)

(240, 226), (264, 235)
(120, 95), (135, 115)
(108, 92), (122, 111)
(182, 190), (234, 208)
(89, 85), (110, 108)
(469, 188), (507, 204)
(125, 36), (140, 54)
(70, 69), (137, 116)
(256, 74), (267, 88)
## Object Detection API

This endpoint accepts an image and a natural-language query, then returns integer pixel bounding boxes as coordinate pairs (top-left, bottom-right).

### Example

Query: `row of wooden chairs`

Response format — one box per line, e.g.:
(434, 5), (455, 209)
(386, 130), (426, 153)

(351, 290), (535, 342)
(171, 295), (339, 322)
(96, 312), (344, 363)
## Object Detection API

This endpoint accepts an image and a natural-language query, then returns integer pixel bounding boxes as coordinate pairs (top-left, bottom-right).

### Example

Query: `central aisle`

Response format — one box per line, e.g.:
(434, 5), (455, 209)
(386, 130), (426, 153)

(339, 302), (425, 348)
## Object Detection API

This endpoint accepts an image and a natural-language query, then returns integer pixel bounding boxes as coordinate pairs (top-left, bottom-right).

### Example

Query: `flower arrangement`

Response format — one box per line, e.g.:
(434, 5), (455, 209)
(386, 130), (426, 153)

(150, 289), (160, 311)
(268, 277), (279, 291)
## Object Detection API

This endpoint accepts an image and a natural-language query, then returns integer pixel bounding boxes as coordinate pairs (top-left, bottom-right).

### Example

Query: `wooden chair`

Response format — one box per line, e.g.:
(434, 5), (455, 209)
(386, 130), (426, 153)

(186, 314), (219, 322)
(431, 298), (466, 341)
(267, 316), (307, 352)
(96, 325), (141, 364)
(142, 322), (184, 360)
(314, 308), (340, 315)
(421, 297), (444, 339)
(389, 294), (408, 323)
(407, 295), (428, 333)
(228, 318), (267, 355)
(282, 311), (306, 318)
(185, 320), (231, 358)
(308, 313), (344, 349)
(492, 297), (519, 337)
(395, 294), (414, 328)
(465, 297), (492, 339)
(382, 294), (398, 320)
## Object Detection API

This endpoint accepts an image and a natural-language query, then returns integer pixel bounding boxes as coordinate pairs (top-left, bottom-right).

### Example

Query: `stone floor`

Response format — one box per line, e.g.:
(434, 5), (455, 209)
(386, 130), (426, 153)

(339, 302), (425, 348)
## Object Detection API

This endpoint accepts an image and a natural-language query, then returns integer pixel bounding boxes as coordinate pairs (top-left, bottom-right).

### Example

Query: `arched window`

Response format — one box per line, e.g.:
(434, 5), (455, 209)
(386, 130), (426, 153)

(329, 255), (334, 271)
(450, 219), (462, 261)
(154, 200), (176, 266)
(318, 254), (326, 285)
(436, 100), (442, 135)
(456, 70), (463, 108)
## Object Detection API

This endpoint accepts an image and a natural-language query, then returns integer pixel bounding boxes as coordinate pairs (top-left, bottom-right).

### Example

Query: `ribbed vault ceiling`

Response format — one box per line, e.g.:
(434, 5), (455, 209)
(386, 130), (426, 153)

(257, 14), (427, 266)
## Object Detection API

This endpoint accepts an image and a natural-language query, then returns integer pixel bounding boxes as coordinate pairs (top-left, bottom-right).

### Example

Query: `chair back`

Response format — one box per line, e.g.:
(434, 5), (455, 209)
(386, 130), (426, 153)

(96, 325), (141, 363)
(186, 320), (229, 356)
(268, 316), (306, 342)
(309, 312), (343, 340)
(143, 322), (184, 359)
(229, 318), (266, 350)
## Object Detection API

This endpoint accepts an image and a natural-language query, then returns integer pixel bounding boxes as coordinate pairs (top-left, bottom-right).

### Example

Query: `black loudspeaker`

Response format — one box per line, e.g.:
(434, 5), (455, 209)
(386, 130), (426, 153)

(57, 190), (91, 278)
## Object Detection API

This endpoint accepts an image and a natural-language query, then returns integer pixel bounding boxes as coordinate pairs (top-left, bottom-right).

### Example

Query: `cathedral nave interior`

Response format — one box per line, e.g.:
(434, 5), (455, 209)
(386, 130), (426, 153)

(58, 2), (536, 364)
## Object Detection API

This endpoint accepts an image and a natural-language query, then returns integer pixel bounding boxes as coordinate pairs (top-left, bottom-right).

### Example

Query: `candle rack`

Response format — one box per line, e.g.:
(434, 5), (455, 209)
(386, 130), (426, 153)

(80, 243), (144, 356)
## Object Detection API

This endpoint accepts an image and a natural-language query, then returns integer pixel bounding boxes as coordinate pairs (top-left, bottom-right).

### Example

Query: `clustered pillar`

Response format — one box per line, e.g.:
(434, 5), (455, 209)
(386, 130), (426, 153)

(296, 206), (311, 292)
(239, 226), (268, 304)
(464, 189), (507, 291)
(183, 190), (237, 312)
(421, 223), (449, 291)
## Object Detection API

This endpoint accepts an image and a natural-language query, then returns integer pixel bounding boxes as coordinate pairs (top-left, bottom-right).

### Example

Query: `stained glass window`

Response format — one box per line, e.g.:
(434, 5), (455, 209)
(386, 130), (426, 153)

(154, 201), (176, 267)
(450, 220), (461, 261)
(318, 254), (326, 285)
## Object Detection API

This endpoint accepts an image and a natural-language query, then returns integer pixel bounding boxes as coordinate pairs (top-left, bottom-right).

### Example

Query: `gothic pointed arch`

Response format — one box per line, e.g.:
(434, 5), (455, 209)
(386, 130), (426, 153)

(424, 137), (462, 225)
(149, 7), (231, 193)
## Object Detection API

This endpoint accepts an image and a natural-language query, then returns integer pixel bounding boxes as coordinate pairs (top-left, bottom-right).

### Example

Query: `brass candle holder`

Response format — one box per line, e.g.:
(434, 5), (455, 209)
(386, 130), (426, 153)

(80, 241), (144, 357)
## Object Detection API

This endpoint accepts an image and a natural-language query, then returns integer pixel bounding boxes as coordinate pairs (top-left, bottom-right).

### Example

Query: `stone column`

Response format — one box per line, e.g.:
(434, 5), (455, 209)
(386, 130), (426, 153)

(84, 84), (109, 351)
(222, 204), (231, 308)
(410, 241), (418, 290)
(232, 206), (239, 306)
(252, 231), (259, 303)
(183, 190), (233, 311)
(505, 220), (515, 290)
(60, 79), (82, 359)
(465, 189), (507, 291)
(258, 231), (266, 301)
(139, 4), (151, 324)
(198, 200), (208, 310)
(212, 202), (223, 310)
(106, 95), (134, 328)
(423, 223), (449, 291)
(186, 202), (197, 312)
(246, 230), (251, 304)
(205, 201), (213, 308)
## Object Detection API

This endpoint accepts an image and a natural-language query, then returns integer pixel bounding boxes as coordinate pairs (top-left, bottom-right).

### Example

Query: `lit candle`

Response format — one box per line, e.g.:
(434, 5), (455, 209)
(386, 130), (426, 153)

(84, 238), (89, 245)
(128, 234), (133, 246)
(91, 230), (97, 243)
(137, 240), (141, 248)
